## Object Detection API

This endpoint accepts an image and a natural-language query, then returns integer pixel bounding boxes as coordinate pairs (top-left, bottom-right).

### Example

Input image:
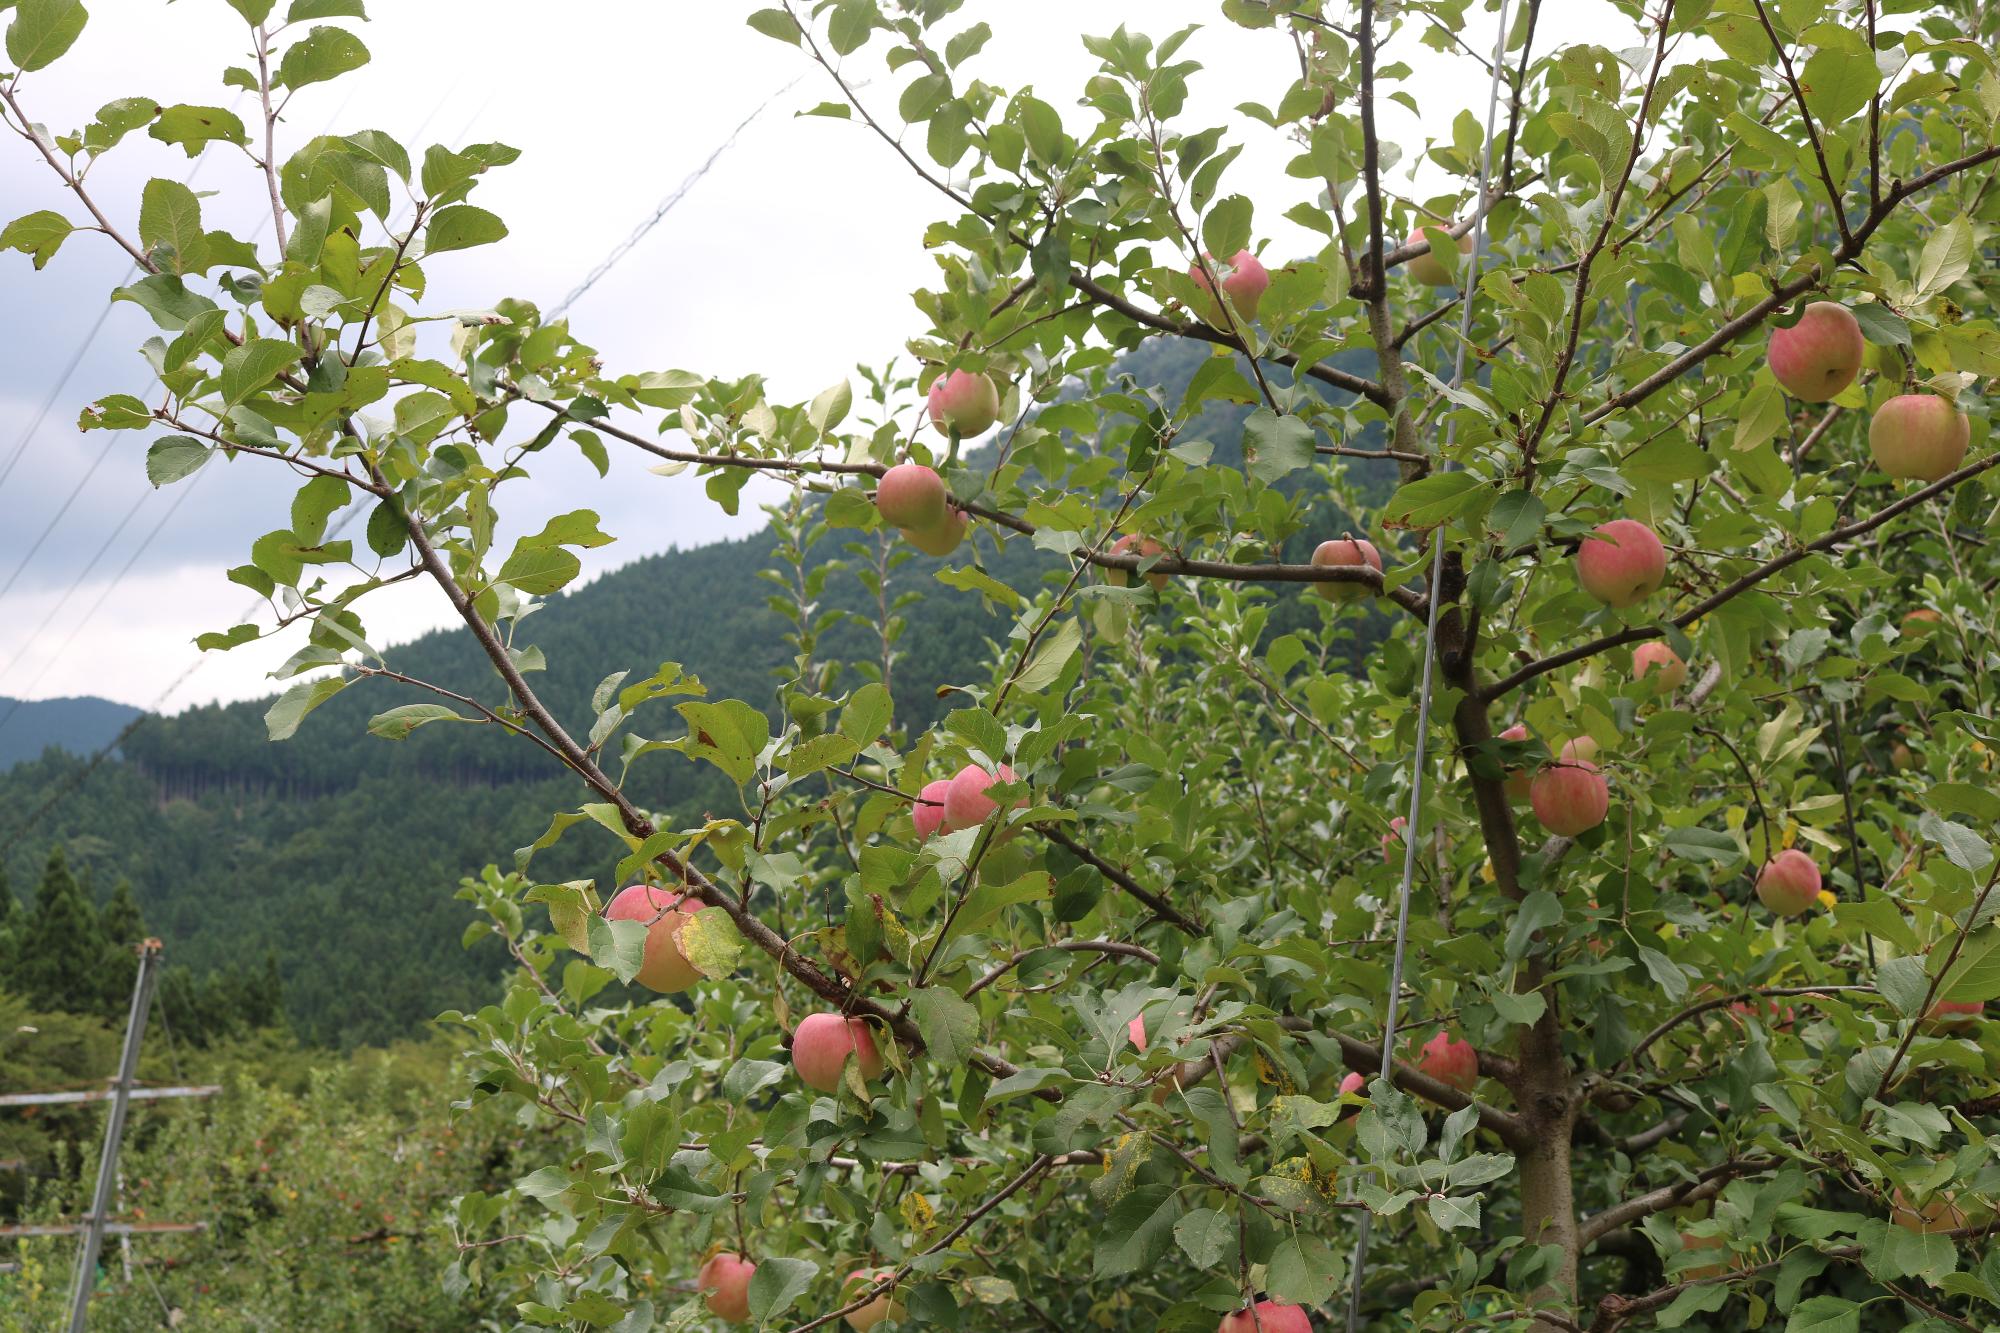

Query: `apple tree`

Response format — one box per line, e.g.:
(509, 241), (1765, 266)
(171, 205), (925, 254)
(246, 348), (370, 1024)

(6, 0), (2000, 1328)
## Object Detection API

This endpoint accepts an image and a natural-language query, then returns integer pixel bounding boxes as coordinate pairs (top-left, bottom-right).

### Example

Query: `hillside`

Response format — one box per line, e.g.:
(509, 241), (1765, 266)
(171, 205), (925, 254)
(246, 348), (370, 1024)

(0, 694), (142, 769)
(0, 338), (1396, 1045)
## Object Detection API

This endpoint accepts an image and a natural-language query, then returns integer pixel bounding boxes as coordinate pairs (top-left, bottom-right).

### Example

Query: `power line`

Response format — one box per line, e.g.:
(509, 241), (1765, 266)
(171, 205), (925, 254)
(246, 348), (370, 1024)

(0, 298), (119, 491)
(551, 73), (802, 318)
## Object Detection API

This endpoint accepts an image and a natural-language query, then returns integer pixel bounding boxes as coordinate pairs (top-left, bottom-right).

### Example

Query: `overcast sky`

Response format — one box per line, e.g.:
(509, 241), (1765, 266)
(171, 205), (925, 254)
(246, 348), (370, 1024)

(0, 0), (1636, 714)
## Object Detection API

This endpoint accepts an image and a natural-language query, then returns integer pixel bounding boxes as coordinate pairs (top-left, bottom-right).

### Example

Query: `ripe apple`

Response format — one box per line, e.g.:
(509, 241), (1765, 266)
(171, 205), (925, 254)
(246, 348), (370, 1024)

(792, 1012), (885, 1094)
(1632, 641), (1687, 692)
(1416, 1030), (1478, 1092)
(927, 369), (1000, 438)
(1530, 759), (1608, 836)
(1902, 608), (1943, 634)
(1338, 1071), (1365, 1096)
(1560, 736), (1599, 764)
(1496, 723), (1534, 800)
(842, 1269), (907, 1331)
(1754, 849), (1821, 916)
(1310, 536), (1382, 602)
(1890, 740), (1917, 772)
(911, 778), (951, 841)
(696, 1251), (756, 1324)
(1107, 533), (1169, 590)
(1381, 815), (1407, 865)
(1925, 998), (1983, 1029)
(1766, 302), (1864, 401)
(1405, 224), (1473, 286)
(1869, 394), (1970, 482)
(875, 462), (949, 531)
(1189, 249), (1270, 323)
(1576, 519), (1667, 608)
(1891, 1188), (1966, 1235)
(1218, 1300), (1313, 1333)
(941, 762), (1024, 832)
(603, 885), (705, 993)
(901, 507), (967, 557)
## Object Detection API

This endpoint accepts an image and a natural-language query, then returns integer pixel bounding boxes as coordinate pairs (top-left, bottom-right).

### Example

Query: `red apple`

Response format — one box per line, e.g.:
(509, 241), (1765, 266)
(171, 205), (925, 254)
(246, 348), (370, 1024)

(1891, 1189), (1966, 1235)
(1128, 1015), (1148, 1052)
(842, 1269), (907, 1331)
(1925, 998), (1983, 1029)
(1632, 641), (1687, 692)
(927, 370), (1000, 438)
(603, 885), (705, 993)
(1190, 249), (1270, 323)
(941, 762), (1024, 833)
(1416, 1030), (1479, 1092)
(911, 779), (951, 841)
(901, 507), (967, 557)
(1727, 998), (1796, 1031)
(1870, 394), (1970, 482)
(1754, 849), (1821, 916)
(1530, 759), (1608, 836)
(1576, 519), (1667, 608)
(792, 1012), (885, 1094)
(1310, 536), (1382, 602)
(1382, 815), (1407, 865)
(1108, 533), (1169, 590)
(1405, 224), (1473, 286)
(1903, 609), (1943, 634)
(1218, 1300), (1313, 1333)
(697, 1251), (757, 1324)
(1338, 1071), (1365, 1096)
(1766, 302), (1864, 401)
(1499, 724), (1533, 800)
(875, 462), (948, 531)
(1560, 736), (1599, 764)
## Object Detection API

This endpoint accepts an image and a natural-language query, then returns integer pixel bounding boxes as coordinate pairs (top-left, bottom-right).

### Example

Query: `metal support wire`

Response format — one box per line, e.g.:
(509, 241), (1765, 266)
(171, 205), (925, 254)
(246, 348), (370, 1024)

(1345, 1), (1514, 1326)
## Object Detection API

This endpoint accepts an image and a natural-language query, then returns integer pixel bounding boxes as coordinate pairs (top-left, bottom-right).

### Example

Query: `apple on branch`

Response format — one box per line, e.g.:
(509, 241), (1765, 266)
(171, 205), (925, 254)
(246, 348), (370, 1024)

(791, 1012), (885, 1094)
(696, 1251), (756, 1324)
(603, 885), (706, 994)
(1188, 249), (1269, 324)
(1310, 536), (1381, 602)
(1766, 301), (1864, 401)
(1869, 393), (1970, 482)
(1575, 519), (1667, 609)
(1754, 848), (1821, 917)
(1405, 223), (1473, 286)
(926, 369), (1000, 439)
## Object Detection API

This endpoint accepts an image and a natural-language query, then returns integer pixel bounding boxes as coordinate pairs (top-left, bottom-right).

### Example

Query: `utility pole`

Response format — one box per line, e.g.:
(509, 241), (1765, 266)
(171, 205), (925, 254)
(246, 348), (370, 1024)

(64, 937), (162, 1332)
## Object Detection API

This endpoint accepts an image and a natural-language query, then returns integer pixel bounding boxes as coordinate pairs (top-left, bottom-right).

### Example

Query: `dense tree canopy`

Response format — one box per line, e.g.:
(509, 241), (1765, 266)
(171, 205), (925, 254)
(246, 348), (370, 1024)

(5, 0), (2000, 1329)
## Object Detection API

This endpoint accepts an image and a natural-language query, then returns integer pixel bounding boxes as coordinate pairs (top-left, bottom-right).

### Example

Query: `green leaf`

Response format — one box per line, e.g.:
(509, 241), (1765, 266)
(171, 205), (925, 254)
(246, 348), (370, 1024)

(367, 703), (464, 740)
(1428, 1194), (1481, 1230)
(1782, 1295), (1859, 1333)
(139, 178), (207, 274)
(1012, 617), (1081, 695)
(0, 209), (74, 268)
(6, 0), (87, 71)
(747, 1257), (818, 1325)
(194, 623), (259, 652)
(745, 8), (801, 44)
(838, 681), (892, 745)
(1200, 194), (1253, 266)
(287, 0), (367, 17)
(145, 435), (208, 486)
(1875, 955), (1930, 1018)
(585, 915), (647, 984)
(224, 0), (275, 21)
(1241, 408), (1315, 483)
(148, 104), (250, 156)
(276, 24), (369, 89)
(496, 544), (581, 596)
(1936, 927), (2000, 1004)
(113, 274), (218, 331)
(220, 338), (302, 406)
(264, 675), (346, 740)
(1917, 812), (1992, 873)
(1092, 1185), (1179, 1278)
(1265, 1234), (1342, 1306)
(911, 987), (980, 1068)
(1914, 217), (1972, 299)
(1657, 1282), (1730, 1327)
(1173, 1207), (1232, 1268)
(1801, 46), (1878, 126)
(424, 204), (507, 255)
(1384, 471), (1488, 528)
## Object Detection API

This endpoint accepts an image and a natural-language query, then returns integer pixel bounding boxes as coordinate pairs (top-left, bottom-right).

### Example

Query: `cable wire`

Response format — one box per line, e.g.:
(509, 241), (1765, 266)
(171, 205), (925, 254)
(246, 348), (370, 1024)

(550, 74), (803, 319)
(1344, 3), (1513, 1326)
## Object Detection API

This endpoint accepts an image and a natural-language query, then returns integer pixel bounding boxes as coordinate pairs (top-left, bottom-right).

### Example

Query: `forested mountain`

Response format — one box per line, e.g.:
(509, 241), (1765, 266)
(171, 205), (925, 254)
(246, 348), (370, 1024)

(0, 695), (141, 769)
(0, 338), (1396, 1045)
